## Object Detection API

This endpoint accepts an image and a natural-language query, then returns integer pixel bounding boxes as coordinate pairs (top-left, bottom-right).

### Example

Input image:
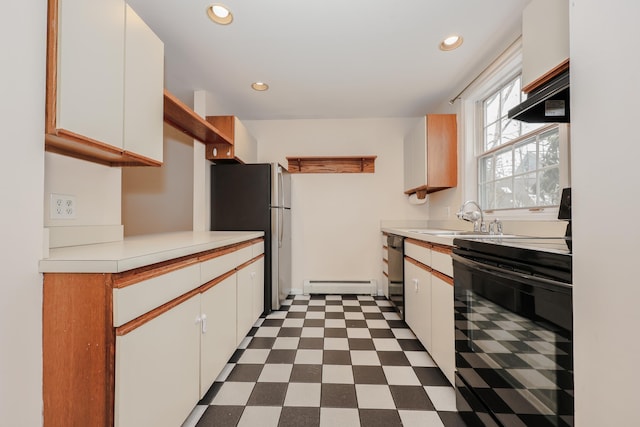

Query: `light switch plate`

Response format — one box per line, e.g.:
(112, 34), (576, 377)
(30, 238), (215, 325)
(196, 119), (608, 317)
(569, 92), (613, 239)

(50, 193), (76, 219)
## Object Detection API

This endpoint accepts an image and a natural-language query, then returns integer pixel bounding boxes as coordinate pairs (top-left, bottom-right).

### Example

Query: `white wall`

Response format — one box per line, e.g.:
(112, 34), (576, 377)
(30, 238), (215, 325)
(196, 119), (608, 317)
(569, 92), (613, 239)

(0, 1), (46, 425)
(122, 124), (194, 236)
(245, 118), (430, 293)
(571, 1), (640, 424)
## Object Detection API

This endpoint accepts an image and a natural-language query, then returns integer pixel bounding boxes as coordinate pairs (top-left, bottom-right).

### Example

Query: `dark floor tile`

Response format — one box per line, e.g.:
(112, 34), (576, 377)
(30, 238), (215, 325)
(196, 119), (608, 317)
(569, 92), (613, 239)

(323, 350), (351, 365)
(364, 312), (385, 319)
(413, 367), (451, 386)
(325, 312), (345, 319)
(320, 384), (357, 408)
(226, 364), (264, 382)
(303, 319), (325, 327)
(278, 327), (302, 337)
(286, 311), (306, 319)
(286, 295), (295, 299)
(352, 365), (387, 384)
(342, 295), (358, 300)
(308, 306), (325, 311)
(377, 351), (410, 366)
(298, 337), (324, 349)
(398, 338), (425, 351)
(348, 338), (375, 350)
(440, 411), (476, 427)
(379, 306), (397, 312)
(324, 328), (348, 338)
(326, 300), (342, 305)
(278, 407), (320, 427)
(261, 319), (285, 327)
(248, 337), (277, 349)
(389, 385), (435, 410)
(310, 294), (325, 300)
(292, 300), (309, 305)
(374, 296), (387, 300)
(360, 300), (377, 306)
(345, 320), (367, 328)
(247, 382), (288, 406)
(195, 405), (244, 427)
(198, 381), (223, 405)
(266, 349), (297, 364)
(246, 327), (259, 337)
(387, 320), (407, 328)
(358, 409), (403, 427)
(344, 306), (362, 312)
(228, 349), (244, 363)
(370, 329), (395, 338)
(290, 364), (322, 383)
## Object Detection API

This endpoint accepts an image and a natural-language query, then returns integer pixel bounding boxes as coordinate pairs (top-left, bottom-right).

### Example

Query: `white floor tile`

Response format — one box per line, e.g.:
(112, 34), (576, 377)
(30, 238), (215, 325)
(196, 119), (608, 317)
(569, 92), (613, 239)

(258, 364), (293, 382)
(254, 326), (281, 337)
(347, 328), (371, 339)
(237, 349), (270, 364)
(266, 311), (287, 319)
(350, 350), (381, 366)
(366, 319), (390, 329)
(361, 305), (381, 313)
(238, 336), (252, 349)
(404, 351), (436, 367)
(308, 299), (326, 306)
(383, 311), (401, 320)
(282, 318), (305, 328)
(305, 311), (325, 319)
(355, 384), (395, 409)
(382, 366), (421, 385)
(326, 295), (342, 300)
(237, 406), (281, 427)
(272, 337), (300, 350)
(342, 300), (360, 306)
(324, 337), (349, 350)
(376, 300), (393, 307)
(319, 408), (360, 427)
(344, 312), (365, 320)
(392, 328), (417, 339)
(301, 327), (324, 337)
(284, 383), (321, 406)
(324, 319), (347, 328)
(373, 338), (402, 351)
(357, 295), (374, 301)
(215, 363), (235, 382)
(294, 349), (323, 364)
(288, 305), (308, 312)
(325, 305), (344, 312)
(253, 318), (265, 327)
(322, 364), (354, 384)
(398, 410), (445, 427)
(424, 386), (457, 411)
(211, 382), (255, 406)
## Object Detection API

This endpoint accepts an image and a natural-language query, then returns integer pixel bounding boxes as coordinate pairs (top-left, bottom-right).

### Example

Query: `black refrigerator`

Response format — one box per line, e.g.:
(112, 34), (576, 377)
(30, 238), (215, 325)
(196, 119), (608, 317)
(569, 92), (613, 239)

(210, 163), (291, 314)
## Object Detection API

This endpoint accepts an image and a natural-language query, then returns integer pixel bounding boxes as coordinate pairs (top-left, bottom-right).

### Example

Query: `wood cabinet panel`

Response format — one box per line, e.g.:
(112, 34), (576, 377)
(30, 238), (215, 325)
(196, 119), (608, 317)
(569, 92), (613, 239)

(205, 116), (257, 163)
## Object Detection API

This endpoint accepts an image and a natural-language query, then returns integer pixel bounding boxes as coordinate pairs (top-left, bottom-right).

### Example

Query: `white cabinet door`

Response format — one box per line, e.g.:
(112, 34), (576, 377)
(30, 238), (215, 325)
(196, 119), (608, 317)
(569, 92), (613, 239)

(403, 117), (427, 192)
(200, 274), (238, 397)
(404, 259), (432, 351)
(124, 4), (164, 162)
(252, 257), (265, 320)
(237, 264), (254, 345)
(431, 274), (455, 385)
(233, 117), (258, 163)
(57, 0), (125, 148)
(115, 295), (200, 427)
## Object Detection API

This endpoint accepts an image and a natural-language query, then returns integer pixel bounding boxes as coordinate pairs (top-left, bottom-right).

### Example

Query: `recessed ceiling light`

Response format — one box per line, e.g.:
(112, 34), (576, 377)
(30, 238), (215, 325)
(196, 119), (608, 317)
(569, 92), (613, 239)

(439, 34), (463, 51)
(207, 3), (233, 25)
(251, 82), (269, 91)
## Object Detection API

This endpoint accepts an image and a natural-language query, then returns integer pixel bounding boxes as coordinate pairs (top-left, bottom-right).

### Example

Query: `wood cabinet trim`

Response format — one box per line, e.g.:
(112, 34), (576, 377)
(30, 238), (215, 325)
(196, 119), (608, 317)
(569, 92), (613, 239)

(405, 238), (433, 250)
(432, 269), (454, 286)
(431, 244), (452, 255)
(405, 255), (432, 272)
(163, 89), (233, 146)
(383, 271), (388, 278)
(522, 59), (570, 94)
(286, 156), (376, 174)
(237, 253), (265, 271)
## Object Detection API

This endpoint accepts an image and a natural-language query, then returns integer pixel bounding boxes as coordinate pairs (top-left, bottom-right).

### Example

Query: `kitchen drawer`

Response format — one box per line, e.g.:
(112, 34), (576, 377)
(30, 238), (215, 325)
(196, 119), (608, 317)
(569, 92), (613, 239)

(431, 246), (453, 277)
(236, 245), (254, 265)
(252, 241), (265, 257)
(405, 240), (432, 266)
(201, 250), (240, 283)
(113, 263), (200, 327)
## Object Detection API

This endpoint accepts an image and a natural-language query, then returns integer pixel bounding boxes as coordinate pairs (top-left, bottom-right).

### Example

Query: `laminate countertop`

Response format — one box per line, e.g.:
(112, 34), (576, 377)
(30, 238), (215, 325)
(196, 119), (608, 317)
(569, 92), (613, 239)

(39, 231), (264, 273)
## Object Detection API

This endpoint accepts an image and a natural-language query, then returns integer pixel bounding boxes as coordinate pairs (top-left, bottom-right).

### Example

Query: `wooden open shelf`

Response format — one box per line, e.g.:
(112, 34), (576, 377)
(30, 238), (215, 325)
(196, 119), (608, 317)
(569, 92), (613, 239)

(163, 90), (233, 146)
(286, 156), (377, 174)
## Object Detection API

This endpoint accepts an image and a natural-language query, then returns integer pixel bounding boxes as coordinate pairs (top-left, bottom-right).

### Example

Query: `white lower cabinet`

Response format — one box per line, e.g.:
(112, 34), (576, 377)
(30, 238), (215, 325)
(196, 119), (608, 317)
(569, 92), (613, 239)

(115, 296), (201, 427)
(200, 274), (238, 397)
(431, 274), (455, 385)
(237, 256), (265, 344)
(404, 259), (432, 351)
(252, 257), (265, 321)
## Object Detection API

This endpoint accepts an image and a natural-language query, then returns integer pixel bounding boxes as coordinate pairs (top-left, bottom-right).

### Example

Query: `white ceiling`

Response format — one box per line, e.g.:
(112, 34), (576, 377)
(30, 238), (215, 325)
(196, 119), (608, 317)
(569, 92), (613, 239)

(127, 0), (530, 120)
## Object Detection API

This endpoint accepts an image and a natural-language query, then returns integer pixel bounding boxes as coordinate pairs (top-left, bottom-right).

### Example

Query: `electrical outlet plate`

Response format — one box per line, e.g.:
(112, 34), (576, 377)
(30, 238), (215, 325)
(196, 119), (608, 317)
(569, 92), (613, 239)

(50, 193), (76, 219)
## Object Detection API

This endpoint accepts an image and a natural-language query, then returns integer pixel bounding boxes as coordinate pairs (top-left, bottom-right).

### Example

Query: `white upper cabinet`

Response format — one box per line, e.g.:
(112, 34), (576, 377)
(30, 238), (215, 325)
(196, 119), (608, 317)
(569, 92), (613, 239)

(521, 0), (570, 91)
(47, 0), (164, 166)
(124, 4), (164, 163)
(56, 0), (125, 149)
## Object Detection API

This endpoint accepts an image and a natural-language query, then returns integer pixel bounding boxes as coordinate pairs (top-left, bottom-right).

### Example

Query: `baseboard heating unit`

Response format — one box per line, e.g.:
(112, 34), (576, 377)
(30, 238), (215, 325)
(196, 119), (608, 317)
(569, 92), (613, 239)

(303, 280), (377, 296)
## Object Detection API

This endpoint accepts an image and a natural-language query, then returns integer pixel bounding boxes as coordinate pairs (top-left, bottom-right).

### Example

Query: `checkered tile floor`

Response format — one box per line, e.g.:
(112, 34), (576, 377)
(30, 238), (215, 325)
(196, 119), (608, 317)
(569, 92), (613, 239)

(182, 294), (464, 427)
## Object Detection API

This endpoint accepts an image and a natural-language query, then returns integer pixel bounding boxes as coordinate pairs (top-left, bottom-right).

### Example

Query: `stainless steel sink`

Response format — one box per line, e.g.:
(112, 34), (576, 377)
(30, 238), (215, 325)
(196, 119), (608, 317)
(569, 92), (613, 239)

(405, 229), (517, 238)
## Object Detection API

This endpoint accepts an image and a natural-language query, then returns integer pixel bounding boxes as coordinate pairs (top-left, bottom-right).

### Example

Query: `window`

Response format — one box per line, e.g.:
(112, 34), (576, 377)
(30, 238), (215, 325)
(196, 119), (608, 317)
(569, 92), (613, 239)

(477, 75), (566, 212)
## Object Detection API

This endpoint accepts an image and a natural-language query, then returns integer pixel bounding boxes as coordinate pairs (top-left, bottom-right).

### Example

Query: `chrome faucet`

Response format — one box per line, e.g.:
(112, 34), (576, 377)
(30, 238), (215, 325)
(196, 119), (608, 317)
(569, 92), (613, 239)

(456, 200), (486, 232)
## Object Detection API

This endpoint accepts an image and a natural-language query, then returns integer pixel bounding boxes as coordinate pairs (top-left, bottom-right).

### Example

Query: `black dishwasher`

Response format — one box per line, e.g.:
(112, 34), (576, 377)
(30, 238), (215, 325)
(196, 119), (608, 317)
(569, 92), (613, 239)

(386, 235), (405, 319)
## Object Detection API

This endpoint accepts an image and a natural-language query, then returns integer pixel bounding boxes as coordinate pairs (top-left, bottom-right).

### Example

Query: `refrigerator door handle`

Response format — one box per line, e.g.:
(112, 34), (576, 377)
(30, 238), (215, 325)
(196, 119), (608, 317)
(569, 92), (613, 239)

(279, 208), (283, 248)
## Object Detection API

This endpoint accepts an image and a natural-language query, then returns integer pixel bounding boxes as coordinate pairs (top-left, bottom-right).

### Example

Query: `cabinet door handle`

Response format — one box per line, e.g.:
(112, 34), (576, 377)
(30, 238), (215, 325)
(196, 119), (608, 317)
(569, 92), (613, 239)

(413, 278), (419, 292)
(200, 313), (208, 334)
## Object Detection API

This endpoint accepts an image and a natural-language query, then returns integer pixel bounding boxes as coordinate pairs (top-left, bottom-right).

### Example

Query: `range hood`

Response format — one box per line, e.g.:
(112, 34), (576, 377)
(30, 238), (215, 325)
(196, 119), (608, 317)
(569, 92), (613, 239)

(508, 71), (570, 123)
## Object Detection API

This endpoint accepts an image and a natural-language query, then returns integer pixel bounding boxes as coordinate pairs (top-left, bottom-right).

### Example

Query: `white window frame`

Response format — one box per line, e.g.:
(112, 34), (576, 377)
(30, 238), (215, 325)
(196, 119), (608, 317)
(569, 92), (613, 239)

(458, 38), (570, 221)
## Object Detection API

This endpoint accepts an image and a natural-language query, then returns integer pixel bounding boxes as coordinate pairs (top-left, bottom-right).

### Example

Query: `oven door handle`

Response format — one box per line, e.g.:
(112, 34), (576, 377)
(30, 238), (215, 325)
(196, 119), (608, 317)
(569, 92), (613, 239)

(452, 253), (572, 291)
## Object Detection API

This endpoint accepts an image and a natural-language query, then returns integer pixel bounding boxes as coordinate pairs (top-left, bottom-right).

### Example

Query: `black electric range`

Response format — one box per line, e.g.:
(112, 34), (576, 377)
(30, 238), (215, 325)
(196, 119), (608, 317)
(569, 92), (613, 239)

(453, 236), (572, 284)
